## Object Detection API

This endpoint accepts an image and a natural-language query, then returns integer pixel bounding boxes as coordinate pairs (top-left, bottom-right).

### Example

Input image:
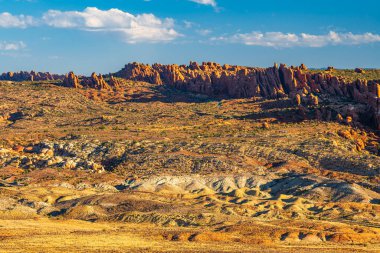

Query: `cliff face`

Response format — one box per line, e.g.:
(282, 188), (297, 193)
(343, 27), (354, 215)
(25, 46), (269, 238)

(114, 62), (380, 129)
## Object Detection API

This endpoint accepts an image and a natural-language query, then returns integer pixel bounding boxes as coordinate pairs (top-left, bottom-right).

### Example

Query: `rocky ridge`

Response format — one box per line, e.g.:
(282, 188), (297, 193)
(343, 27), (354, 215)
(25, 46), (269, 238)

(2, 62), (379, 129)
(0, 71), (64, 82)
(62, 72), (121, 90)
(114, 62), (380, 129)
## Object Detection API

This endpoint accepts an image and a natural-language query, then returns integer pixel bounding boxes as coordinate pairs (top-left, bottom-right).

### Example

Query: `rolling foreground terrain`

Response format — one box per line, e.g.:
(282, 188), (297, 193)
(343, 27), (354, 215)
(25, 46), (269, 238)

(1, 62), (380, 252)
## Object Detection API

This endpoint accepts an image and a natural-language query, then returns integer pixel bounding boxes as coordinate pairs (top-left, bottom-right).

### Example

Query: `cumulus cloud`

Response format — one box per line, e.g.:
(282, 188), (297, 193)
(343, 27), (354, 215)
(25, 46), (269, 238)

(0, 12), (36, 28)
(42, 7), (180, 43)
(0, 41), (26, 50)
(189, 0), (217, 7)
(212, 31), (380, 48)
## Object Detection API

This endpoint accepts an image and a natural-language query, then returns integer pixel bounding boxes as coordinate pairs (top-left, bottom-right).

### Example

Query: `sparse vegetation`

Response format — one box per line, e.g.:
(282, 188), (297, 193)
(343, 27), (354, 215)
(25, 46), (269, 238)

(0, 79), (379, 252)
(309, 68), (380, 81)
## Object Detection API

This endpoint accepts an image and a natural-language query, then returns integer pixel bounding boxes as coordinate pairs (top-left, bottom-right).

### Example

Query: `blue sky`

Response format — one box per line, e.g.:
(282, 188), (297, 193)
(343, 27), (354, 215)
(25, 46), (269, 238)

(0, 0), (379, 74)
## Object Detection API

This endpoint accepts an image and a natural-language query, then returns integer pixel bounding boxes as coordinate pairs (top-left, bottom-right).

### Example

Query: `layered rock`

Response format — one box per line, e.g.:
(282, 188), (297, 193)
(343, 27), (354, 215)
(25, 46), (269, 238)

(114, 62), (380, 129)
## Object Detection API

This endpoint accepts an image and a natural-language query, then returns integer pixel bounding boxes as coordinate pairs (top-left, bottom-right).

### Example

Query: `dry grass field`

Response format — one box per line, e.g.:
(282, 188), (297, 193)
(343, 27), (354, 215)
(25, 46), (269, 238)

(1, 218), (379, 253)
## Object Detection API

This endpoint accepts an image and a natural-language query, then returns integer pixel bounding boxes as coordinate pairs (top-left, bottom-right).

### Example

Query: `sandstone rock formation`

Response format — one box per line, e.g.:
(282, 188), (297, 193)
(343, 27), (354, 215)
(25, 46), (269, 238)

(63, 72), (81, 88)
(300, 63), (308, 70)
(62, 72), (121, 90)
(109, 75), (122, 89)
(295, 94), (302, 106)
(0, 71), (63, 82)
(2, 62), (379, 129)
(82, 73), (111, 90)
(116, 62), (286, 99)
(114, 62), (380, 129)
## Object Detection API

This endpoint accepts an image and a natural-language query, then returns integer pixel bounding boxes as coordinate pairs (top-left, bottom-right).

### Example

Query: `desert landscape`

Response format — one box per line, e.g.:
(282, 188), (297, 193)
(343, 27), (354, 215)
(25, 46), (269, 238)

(0, 62), (379, 252)
(1, 0), (380, 252)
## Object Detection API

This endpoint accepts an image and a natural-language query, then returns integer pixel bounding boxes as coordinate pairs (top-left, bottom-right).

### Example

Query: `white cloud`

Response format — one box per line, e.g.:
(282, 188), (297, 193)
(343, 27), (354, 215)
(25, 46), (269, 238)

(0, 12), (36, 28)
(42, 7), (180, 43)
(0, 41), (26, 50)
(189, 0), (217, 7)
(212, 31), (380, 48)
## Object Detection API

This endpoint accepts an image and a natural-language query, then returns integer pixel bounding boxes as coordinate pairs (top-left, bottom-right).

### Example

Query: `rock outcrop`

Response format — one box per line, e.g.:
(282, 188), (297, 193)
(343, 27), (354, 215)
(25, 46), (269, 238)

(0, 71), (64, 82)
(114, 62), (380, 129)
(116, 62), (286, 99)
(355, 68), (365, 74)
(82, 73), (111, 90)
(63, 72), (81, 88)
(109, 76), (122, 89)
(1, 70), (120, 91)
(62, 72), (120, 90)
(1, 62), (379, 129)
